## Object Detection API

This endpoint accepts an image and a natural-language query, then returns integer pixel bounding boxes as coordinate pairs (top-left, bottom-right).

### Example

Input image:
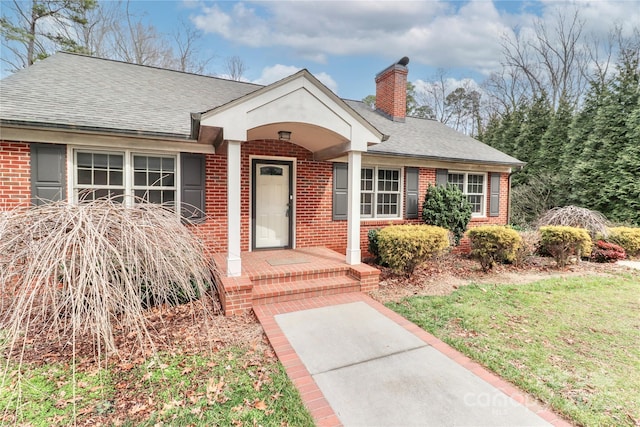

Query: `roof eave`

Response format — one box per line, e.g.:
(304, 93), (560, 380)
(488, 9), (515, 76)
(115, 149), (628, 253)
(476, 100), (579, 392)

(366, 150), (526, 168)
(0, 119), (194, 141)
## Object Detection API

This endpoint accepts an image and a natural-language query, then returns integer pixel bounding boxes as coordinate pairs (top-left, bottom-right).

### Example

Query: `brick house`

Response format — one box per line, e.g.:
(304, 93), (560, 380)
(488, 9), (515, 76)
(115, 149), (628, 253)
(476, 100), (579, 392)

(0, 53), (523, 313)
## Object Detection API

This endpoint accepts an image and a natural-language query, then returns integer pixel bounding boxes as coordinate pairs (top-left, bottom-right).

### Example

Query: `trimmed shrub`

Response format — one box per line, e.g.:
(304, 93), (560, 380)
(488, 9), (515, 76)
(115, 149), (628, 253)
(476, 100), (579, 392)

(539, 226), (592, 267)
(590, 240), (626, 263)
(367, 228), (381, 262)
(422, 184), (472, 245)
(377, 225), (449, 274)
(467, 226), (523, 272)
(608, 227), (640, 257)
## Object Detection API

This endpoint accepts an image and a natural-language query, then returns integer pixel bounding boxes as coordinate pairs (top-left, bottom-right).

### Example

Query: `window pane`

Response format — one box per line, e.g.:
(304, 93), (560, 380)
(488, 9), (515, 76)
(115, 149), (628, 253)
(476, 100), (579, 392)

(94, 170), (107, 185)
(162, 172), (175, 187)
(135, 190), (147, 200)
(93, 154), (108, 168)
(147, 157), (161, 171)
(77, 153), (93, 167)
(134, 171), (146, 186)
(134, 156), (146, 169)
(109, 154), (123, 169)
(109, 170), (123, 186)
(77, 168), (92, 185)
(163, 190), (175, 203)
(148, 172), (161, 186)
(148, 190), (162, 204)
(161, 157), (174, 170)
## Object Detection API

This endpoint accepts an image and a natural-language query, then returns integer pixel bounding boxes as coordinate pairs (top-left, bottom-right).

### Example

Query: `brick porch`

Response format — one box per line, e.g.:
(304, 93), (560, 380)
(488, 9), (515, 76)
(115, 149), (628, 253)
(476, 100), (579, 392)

(214, 247), (380, 315)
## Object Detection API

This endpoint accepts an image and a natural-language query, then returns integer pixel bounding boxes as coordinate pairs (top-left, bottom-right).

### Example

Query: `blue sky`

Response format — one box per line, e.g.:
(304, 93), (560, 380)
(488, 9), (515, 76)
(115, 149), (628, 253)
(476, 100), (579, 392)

(3, 1), (639, 100)
(125, 0), (638, 100)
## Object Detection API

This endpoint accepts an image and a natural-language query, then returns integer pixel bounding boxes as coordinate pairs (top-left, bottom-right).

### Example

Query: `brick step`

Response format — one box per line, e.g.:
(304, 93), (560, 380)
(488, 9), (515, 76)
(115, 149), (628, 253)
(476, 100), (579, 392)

(252, 276), (361, 306)
(249, 266), (352, 286)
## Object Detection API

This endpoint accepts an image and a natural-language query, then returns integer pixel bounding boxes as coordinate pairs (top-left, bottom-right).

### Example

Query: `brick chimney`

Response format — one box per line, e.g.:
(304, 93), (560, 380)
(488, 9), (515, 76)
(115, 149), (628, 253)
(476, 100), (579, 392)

(375, 56), (409, 122)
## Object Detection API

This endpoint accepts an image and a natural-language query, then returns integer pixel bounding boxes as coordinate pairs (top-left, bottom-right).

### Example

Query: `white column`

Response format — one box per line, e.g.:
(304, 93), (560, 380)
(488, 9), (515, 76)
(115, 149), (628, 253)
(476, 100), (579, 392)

(227, 140), (242, 277)
(346, 150), (362, 265)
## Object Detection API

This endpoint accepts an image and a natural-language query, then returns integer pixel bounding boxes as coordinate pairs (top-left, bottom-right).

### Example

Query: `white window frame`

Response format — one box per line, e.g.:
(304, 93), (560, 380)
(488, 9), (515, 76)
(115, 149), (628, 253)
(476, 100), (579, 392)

(448, 171), (487, 217)
(360, 166), (403, 219)
(70, 147), (181, 214)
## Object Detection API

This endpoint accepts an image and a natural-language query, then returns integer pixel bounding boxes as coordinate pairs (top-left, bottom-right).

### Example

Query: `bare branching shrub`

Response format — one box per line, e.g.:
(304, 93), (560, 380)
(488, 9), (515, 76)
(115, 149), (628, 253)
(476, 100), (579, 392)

(537, 205), (610, 238)
(0, 199), (219, 361)
(514, 231), (540, 266)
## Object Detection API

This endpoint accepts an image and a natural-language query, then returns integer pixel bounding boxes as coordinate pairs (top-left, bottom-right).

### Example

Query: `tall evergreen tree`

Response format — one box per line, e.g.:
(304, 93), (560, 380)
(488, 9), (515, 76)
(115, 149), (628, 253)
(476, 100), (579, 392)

(540, 97), (574, 203)
(564, 82), (605, 206)
(512, 95), (552, 186)
(573, 50), (639, 220)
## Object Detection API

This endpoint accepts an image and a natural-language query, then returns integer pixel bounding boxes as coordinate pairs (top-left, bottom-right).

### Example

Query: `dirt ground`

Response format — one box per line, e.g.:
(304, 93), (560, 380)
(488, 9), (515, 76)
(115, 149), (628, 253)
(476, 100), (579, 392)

(369, 253), (639, 304)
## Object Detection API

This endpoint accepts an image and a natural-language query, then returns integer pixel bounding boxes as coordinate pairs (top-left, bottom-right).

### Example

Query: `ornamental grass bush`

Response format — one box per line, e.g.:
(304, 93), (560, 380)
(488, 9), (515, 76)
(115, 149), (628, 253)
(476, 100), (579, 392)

(0, 199), (218, 361)
(377, 224), (449, 275)
(539, 225), (592, 267)
(467, 226), (522, 272)
(590, 240), (626, 263)
(608, 227), (640, 257)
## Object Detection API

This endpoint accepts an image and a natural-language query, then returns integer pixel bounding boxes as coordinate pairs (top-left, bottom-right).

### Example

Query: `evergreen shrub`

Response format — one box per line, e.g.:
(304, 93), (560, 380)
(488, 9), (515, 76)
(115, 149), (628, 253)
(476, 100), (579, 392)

(539, 226), (592, 267)
(422, 184), (472, 245)
(590, 240), (626, 263)
(467, 226), (523, 272)
(367, 228), (381, 263)
(608, 227), (640, 257)
(377, 225), (449, 274)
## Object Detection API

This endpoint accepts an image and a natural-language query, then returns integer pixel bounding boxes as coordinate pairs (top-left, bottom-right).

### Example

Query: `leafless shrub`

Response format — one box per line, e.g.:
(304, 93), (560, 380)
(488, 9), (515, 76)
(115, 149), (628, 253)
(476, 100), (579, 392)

(537, 205), (610, 238)
(514, 230), (540, 266)
(0, 199), (219, 363)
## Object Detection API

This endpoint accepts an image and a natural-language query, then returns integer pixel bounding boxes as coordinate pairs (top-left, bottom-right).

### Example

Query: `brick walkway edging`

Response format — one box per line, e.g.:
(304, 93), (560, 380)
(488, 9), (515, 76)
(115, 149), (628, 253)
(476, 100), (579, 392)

(253, 293), (573, 427)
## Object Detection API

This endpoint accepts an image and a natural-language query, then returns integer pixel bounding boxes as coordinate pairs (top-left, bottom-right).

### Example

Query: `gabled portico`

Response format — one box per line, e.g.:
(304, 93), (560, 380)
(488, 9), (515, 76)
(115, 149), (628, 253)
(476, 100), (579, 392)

(199, 70), (384, 277)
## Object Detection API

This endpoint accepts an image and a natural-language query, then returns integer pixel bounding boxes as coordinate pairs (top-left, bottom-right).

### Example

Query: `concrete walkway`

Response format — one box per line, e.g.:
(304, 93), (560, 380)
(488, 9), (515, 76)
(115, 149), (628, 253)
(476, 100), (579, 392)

(254, 293), (571, 427)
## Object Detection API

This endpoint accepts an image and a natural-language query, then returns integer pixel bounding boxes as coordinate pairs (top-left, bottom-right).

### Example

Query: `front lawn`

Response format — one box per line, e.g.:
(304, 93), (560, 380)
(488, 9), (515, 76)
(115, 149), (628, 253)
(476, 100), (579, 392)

(387, 273), (640, 426)
(1, 346), (314, 426)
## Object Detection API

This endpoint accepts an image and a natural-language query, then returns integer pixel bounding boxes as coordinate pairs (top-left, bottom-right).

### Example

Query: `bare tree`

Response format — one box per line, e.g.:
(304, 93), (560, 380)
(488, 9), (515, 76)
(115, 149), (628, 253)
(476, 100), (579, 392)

(172, 20), (214, 74)
(223, 55), (246, 81)
(500, 9), (588, 109)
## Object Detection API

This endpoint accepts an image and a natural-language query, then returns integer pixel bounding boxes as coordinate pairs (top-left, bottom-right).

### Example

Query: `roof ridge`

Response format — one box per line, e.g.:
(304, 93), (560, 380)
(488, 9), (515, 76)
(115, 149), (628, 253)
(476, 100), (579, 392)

(56, 51), (263, 88)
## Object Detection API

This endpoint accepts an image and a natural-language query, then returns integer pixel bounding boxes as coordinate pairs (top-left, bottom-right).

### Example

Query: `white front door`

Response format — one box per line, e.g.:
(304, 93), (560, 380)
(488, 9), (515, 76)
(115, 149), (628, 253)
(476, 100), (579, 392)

(253, 160), (292, 249)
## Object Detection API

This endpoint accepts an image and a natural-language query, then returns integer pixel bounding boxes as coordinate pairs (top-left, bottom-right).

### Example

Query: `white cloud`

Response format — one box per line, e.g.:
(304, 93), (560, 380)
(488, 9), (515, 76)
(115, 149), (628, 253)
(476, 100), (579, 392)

(191, 0), (639, 76)
(252, 64), (339, 93)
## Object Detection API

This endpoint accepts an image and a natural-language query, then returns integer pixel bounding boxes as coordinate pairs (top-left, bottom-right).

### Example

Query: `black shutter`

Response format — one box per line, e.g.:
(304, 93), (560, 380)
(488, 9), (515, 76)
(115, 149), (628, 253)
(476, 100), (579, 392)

(30, 143), (66, 205)
(490, 172), (501, 217)
(332, 163), (348, 220)
(436, 169), (448, 186)
(181, 153), (206, 221)
(405, 167), (419, 219)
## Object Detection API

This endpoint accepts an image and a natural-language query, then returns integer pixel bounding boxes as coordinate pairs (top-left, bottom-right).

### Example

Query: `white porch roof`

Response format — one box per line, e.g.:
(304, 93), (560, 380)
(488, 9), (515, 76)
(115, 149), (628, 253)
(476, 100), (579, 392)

(199, 69), (385, 155)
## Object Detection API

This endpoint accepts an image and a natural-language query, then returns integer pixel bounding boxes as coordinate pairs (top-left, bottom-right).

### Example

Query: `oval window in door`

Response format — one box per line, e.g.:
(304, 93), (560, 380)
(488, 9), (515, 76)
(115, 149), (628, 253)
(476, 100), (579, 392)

(260, 166), (283, 176)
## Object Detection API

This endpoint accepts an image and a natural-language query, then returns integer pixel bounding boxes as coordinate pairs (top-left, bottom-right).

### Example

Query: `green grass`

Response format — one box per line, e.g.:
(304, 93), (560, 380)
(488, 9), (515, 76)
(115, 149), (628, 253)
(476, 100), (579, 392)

(387, 273), (640, 427)
(1, 347), (314, 426)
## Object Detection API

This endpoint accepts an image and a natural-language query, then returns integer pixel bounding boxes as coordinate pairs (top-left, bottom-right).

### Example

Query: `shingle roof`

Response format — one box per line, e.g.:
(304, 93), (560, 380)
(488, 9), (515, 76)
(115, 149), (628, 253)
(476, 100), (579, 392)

(0, 52), (261, 138)
(0, 52), (523, 166)
(346, 100), (523, 166)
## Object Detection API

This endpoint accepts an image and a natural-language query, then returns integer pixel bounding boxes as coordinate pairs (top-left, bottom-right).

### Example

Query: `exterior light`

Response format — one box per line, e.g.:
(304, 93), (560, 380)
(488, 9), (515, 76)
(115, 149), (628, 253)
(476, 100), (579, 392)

(278, 130), (292, 141)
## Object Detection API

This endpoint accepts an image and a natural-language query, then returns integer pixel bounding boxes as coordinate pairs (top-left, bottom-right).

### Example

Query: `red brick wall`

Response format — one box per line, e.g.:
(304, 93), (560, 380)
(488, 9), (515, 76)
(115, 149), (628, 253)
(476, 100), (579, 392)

(0, 142), (31, 209)
(375, 66), (408, 120)
(188, 150), (512, 256)
(0, 139), (511, 256)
